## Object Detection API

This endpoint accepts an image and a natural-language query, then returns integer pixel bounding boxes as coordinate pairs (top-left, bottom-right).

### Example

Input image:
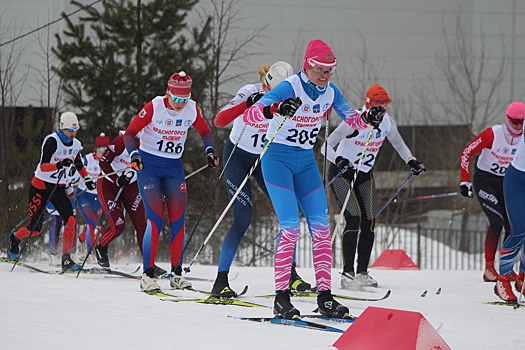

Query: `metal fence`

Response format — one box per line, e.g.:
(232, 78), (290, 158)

(229, 218), (494, 271)
(297, 222), (493, 271)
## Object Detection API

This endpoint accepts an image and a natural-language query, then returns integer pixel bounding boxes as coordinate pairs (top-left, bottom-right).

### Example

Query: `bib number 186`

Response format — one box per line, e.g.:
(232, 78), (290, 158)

(156, 140), (182, 153)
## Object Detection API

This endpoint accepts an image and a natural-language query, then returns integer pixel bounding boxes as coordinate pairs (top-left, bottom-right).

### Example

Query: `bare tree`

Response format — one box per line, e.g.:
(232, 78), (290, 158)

(409, 12), (509, 245)
(196, 0), (269, 118)
(0, 13), (30, 241)
(420, 13), (507, 136)
(32, 15), (63, 134)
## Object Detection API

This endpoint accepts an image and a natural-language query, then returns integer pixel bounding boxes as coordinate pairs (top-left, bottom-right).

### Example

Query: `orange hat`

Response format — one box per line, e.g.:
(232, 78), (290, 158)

(167, 71), (192, 97)
(95, 133), (110, 147)
(365, 84), (392, 109)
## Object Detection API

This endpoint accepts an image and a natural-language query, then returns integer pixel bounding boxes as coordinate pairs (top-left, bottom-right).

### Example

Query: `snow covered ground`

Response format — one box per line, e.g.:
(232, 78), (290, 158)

(1, 259), (523, 350)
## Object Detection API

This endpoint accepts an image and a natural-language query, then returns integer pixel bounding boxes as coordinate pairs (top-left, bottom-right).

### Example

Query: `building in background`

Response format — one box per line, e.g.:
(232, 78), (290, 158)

(2, 0), (523, 130)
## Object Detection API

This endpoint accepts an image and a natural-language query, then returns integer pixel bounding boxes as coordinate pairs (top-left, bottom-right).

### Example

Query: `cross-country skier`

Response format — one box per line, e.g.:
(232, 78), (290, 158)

(322, 84), (425, 290)
(460, 101), (523, 283)
(93, 133), (162, 274)
(492, 101), (525, 302)
(123, 71), (219, 292)
(242, 39), (381, 319)
(211, 61), (312, 298)
(76, 133), (109, 253)
(9, 112), (96, 271)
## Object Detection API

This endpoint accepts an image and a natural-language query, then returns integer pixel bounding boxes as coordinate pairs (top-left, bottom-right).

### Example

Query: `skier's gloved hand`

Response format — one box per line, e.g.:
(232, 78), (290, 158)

(278, 97), (302, 117)
(361, 106), (385, 130)
(407, 157), (426, 176)
(460, 181), (473, 198)
(130, 151), (144, 171)
(117, 173), (132, 187)
(246, 92), (264, 108)
(206, 149), (220, 169)
(85, 177), (96, 191)
(335, 156), (353, 174)
(74, 159), (84, 171)
(56, 158), (73, 170)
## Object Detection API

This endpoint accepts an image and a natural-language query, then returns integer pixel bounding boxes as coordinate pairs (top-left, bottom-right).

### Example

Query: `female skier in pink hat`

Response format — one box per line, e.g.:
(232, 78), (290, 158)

(460, 102), (524, 286)
(242, 39), (383, 319)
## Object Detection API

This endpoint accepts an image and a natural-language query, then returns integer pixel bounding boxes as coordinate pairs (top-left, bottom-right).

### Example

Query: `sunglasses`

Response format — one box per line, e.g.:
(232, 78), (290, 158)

(508, 116), (524, 125)
(65, 127), (79, 132)
(371, 99), (392, 105)
(312, 65), (336, 74)
(168, 91), (191, 103)
(98, 146), (108, 152)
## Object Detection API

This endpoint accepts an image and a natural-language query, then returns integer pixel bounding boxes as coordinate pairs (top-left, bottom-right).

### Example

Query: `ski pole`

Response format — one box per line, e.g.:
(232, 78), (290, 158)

(75, 172), (132, 277)
(11, 172), (65, 272)
(331, 126), (374, 246)
(325, 171), (341, 189)
(181, 125), (248, 271)
(400, 191), (461, 201)
(185, 164), (208, 180)
(184, 100), (301, 272)
(322, 114), (329, 186)
(375, 173), (413, 217)
(70, 167), (133, 188)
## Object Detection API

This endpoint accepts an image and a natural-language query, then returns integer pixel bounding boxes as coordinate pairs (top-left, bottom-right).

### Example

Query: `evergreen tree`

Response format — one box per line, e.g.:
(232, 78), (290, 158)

(52, 0), (211, 142)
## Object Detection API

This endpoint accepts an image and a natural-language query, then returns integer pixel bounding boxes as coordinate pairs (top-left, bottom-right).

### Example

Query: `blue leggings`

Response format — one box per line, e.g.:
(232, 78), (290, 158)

(137, 150), (186, 271)
(262, 143), (332, 291)
(76, 191), (102, 252)
(500, 164), (525, 275)
(218, 140), (268, 272)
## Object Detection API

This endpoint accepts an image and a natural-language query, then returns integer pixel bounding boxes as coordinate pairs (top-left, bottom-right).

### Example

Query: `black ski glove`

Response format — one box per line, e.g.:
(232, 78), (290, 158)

(206, 149), (220, 169)
(407, 157), (426, 175)
(361, 106), (386, 130)
(246, 92), (264, 108)
(56, 158), (73, 170)
(335, 156), (353, 174)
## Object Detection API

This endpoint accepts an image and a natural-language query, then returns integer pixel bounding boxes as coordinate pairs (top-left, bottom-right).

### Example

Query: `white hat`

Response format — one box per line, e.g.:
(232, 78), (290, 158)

(59, 112), (79, 130)
(264, 61), (294, 89)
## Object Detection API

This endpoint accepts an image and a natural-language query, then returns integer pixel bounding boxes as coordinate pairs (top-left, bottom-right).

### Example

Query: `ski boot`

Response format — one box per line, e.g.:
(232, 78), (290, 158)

(274, 290), (300, 319)
(355, 271), (378, 287)
(141, 268), (161, 292)
(170, 265), (192, 289)
(341, 271), (360, 290)
(61, 253), (81, 271)
(289, 263), (312, 291)
(211, 271), (238, 298)
(8, 233), (21, 260)
(317, 290), (350, 318)
(94, 245), (110, 268)
(494, 274), (517, 302)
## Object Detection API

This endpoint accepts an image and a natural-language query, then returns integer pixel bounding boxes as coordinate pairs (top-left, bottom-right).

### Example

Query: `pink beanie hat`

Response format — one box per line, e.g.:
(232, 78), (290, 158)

(505, 101), (525, 137)
(303, 39), (337, 70)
